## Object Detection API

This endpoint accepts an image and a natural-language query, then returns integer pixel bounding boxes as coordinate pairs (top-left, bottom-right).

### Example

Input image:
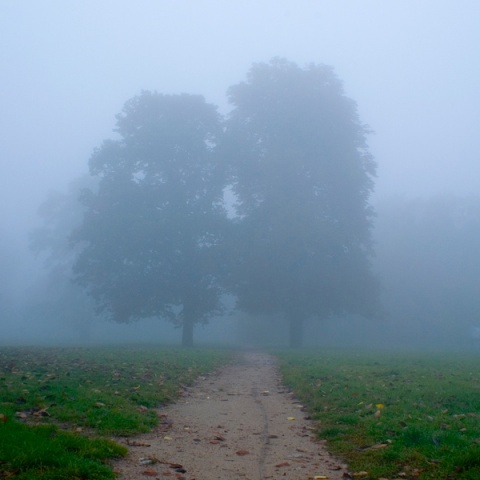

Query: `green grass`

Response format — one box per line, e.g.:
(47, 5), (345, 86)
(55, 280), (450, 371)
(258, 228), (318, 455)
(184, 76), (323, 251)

(0, 345), (232, 479)
(0, 421), (126, 479)
(276, 349), (480, 480)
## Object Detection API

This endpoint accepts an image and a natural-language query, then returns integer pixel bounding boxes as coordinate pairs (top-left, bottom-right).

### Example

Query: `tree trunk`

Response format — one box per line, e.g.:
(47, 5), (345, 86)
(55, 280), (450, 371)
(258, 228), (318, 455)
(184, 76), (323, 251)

(181, 311), (195, 348)
(288, 315), (304, 348)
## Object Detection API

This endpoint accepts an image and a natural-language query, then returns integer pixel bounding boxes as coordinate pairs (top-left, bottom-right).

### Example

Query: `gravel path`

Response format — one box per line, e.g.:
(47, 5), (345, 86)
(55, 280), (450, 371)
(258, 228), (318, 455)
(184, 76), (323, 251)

(112, 351), (348, 480)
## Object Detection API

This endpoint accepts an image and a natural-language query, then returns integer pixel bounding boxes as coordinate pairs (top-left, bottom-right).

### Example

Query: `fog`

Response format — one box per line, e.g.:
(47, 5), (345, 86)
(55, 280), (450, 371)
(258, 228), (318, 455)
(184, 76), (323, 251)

(1, 1), (479, 349)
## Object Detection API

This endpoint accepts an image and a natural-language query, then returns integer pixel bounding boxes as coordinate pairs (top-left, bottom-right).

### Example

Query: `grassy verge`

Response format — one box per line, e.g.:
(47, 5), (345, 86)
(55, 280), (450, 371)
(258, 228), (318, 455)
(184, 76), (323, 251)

(0, 345), (231, 479)
(277, 349), (480, 480)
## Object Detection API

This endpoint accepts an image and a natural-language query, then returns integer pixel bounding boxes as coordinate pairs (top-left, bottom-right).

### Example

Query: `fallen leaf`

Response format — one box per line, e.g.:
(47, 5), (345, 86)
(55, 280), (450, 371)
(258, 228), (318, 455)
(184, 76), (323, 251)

(353, 472), (369, 477)
(33, 408), (50, 417)
(287, 417), (296, 421)
(142, 469), (158, 476)
(139, 457), (158, 465)
(127, 440), (151, 447)
(0, 469), (19, 478)
(236, 450), (250, 456)
(374, 410), (381, 418)
(163, 436), (173, 441)
(275, 461), (290, 467)
(370, 443), (389, 450)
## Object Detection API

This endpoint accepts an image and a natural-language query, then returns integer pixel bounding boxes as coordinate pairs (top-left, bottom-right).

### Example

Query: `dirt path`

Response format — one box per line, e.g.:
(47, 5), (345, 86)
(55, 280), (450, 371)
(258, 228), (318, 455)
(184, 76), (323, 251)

(112, 351), (348, 480)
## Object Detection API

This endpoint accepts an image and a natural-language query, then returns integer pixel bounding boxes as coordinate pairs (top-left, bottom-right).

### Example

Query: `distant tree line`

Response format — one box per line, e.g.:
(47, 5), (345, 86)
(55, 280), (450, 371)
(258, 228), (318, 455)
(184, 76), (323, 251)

(373, 194), (480, 348)
(31, 58), (380, 347)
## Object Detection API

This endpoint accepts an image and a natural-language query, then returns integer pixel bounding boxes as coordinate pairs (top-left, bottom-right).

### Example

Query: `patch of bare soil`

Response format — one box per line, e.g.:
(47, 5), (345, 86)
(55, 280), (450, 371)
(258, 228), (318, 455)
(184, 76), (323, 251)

(112, 351), (348, 480)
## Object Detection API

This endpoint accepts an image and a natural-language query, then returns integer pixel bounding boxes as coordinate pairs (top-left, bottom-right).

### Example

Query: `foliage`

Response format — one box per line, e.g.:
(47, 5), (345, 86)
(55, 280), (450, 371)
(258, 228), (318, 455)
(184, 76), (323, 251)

(223, 58), (379, 347)
(277, 349), (480, 479)
(374, 194), (480, 348)
(27, 175), (101, 341)
(72, 92), (227, 346)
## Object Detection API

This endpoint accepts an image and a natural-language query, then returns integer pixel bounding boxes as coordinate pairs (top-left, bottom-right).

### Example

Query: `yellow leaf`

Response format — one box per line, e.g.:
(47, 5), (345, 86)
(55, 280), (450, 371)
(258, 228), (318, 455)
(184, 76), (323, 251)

(287, 417), (296, 421)
(163, 436), (172, 441)
(376, 403), (384, 409)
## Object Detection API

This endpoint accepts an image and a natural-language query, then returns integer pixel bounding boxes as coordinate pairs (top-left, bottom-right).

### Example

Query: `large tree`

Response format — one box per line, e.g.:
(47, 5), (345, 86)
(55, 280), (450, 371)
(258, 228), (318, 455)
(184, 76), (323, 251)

(72, 92), (226, 347)
(223, 58), (379, 347)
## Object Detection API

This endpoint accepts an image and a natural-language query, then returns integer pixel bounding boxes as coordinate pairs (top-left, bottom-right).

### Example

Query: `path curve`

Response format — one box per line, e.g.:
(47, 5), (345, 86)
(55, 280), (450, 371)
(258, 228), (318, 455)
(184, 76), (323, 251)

(113, 351), (348, 479)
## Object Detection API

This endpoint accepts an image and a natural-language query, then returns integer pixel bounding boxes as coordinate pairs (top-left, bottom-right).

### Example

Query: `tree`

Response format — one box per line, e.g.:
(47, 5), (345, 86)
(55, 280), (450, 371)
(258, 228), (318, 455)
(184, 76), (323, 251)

(223, 58), (379, 347)
(72, 92), (226, 347)
(0, 229), (18, 331)
(373, 194), (480, 349)
(29, 175), (101, 341)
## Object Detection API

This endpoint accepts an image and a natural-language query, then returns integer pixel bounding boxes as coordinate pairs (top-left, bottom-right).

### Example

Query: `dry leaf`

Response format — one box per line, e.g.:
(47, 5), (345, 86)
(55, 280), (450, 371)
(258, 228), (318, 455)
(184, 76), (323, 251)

(127, 440), (151, 447)
(142, 469), (158, 476)
(236, 450), (249, 456)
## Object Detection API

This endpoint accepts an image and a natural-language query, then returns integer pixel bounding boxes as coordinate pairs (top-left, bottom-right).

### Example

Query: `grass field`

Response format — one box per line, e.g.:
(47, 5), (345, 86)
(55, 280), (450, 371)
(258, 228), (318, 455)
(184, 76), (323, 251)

(277, 349), (480, 479)
(0, 345), (231, 480)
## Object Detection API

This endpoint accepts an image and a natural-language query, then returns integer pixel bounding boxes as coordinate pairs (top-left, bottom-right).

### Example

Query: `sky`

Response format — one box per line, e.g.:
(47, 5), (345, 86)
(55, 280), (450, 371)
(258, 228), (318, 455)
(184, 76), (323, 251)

(1, 0), (479, 247)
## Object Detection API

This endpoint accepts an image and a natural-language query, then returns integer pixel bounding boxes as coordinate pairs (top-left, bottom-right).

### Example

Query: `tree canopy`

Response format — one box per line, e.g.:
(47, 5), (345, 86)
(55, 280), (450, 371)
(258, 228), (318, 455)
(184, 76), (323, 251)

(223, 58), (380, 347)
(50, 58), (381, 348)
(72, 92), (226, 346)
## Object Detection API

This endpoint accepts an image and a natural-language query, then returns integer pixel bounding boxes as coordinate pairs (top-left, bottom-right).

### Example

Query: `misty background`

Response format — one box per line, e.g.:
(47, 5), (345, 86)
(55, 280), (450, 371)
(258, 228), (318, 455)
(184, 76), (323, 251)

(1, 1), (479, 348)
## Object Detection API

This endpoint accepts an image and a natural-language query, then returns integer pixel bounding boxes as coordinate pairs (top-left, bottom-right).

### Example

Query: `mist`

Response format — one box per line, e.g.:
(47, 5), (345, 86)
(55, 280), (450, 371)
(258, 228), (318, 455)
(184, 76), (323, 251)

(1, 1), (479, 350)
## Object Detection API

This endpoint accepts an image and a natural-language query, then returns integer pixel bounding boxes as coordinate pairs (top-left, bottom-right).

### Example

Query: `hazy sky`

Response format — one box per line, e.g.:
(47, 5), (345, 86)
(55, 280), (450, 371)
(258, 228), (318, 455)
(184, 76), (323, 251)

(1, 1), (479, 244)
